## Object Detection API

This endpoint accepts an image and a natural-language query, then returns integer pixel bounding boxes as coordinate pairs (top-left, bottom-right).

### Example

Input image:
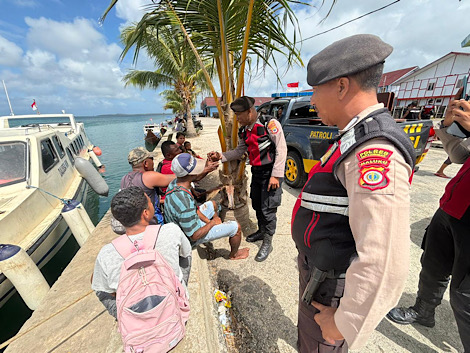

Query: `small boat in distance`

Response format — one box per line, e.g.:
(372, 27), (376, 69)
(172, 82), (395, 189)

(143, 123), (167, 152)
(0, 113), (108, 309)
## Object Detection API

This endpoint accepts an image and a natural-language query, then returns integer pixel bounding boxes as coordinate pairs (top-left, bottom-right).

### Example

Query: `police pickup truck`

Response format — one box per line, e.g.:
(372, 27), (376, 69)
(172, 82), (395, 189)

(257, 95), (435, 188)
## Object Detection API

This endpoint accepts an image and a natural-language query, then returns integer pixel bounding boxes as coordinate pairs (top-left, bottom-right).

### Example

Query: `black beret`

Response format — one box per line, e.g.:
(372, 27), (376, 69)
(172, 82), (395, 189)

(231, 96), (255, 112)
(307, 34), (393, 86)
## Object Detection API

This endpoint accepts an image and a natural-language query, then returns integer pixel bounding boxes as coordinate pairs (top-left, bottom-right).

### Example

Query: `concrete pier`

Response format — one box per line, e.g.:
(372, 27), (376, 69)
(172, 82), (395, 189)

(5, 211), (226, 353)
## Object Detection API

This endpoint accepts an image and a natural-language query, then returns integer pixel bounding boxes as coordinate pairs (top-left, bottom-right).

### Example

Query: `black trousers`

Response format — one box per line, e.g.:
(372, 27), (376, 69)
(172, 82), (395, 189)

(418, 208), (470, 352)
(297, 255), (348, 353)
(250, 168), (283, 236)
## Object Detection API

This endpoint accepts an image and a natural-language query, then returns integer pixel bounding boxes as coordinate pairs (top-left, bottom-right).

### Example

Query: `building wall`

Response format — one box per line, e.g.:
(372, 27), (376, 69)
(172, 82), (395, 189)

(396, 54), (470, 108)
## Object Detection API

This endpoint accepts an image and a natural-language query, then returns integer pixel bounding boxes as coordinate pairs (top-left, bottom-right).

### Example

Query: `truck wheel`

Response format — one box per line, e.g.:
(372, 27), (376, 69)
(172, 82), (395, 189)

(285, 151), (307, 188)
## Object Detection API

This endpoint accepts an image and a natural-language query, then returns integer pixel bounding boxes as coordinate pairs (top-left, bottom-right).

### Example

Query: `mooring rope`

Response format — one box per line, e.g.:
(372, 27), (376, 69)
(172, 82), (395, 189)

(26, 185), (77, 206)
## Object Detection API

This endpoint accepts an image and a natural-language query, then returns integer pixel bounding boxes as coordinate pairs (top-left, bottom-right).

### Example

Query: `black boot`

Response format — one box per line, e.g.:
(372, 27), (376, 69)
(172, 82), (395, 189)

(246, 229), (265, 243)
(386, 298), (436, 327)
(255, 235), (273, 262)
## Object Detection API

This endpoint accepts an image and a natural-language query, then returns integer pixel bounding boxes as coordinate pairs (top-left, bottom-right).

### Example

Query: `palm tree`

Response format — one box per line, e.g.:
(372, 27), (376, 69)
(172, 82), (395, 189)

(120, 24), (211, 137)
(102, 0), (336, 230)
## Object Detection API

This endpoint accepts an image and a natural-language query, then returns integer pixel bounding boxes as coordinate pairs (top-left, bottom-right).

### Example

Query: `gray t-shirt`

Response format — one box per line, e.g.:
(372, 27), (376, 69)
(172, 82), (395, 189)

(92, 223), (192, 294)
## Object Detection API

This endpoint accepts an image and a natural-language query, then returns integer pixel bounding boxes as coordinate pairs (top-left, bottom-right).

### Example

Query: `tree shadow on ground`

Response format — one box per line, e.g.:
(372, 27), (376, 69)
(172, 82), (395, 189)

(377, 292), (463, 353)
(216, 269), (297, 353)
(410, 217), (432, 248)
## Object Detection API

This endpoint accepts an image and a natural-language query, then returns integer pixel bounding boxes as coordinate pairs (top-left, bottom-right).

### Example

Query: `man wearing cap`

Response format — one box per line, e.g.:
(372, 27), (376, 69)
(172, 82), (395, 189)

(208, 96), (287, 262)
(164, 153), (250, 260)
(291, 34), (416, 352)
(121, 147), (176, 210)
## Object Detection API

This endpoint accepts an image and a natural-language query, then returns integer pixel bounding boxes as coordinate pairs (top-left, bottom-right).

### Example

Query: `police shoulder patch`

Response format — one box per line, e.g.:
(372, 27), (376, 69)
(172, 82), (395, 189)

(356, 148), (393, 191)
(267, 120), (279, 134)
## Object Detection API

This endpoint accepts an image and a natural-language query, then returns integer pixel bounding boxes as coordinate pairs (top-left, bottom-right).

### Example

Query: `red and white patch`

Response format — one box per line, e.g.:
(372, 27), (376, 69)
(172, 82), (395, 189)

(267, 120), (279, 134)
(356, 148), (393, 191)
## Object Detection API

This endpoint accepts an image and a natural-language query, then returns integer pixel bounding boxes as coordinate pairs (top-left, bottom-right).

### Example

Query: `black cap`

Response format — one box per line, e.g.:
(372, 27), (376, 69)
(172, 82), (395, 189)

(307, 34), (393, 86)
(230, 96), (255, 113)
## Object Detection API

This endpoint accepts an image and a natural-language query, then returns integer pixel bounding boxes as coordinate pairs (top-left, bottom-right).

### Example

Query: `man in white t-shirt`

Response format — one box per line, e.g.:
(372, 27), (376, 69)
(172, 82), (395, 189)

(92, 186), (192, 318)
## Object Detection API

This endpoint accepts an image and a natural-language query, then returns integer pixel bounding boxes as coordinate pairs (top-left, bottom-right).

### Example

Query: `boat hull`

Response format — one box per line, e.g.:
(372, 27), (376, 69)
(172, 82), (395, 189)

(0, 179), (89, 308)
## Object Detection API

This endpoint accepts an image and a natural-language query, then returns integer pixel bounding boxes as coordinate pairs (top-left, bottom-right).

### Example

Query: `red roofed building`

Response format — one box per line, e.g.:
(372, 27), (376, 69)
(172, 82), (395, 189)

(200, 96), (273, 117)
(378, 66), (418, 94)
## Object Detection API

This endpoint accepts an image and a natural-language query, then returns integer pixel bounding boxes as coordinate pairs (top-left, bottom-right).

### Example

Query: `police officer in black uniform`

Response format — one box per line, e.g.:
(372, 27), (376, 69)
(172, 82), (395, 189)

(208, 96), (287, 262)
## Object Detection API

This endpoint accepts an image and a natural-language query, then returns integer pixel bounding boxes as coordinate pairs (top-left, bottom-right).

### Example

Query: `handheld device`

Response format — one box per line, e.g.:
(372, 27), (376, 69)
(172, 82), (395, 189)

(447, 77), (470, 138)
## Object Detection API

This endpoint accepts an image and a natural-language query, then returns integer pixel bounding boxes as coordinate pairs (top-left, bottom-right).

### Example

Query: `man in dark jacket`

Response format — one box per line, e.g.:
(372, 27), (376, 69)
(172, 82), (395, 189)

(387, 93), (470, 352)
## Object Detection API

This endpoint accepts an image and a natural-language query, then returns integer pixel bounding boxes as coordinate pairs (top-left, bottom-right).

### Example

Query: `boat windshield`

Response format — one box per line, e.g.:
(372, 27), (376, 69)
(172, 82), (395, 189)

(0, 142), (27, 187)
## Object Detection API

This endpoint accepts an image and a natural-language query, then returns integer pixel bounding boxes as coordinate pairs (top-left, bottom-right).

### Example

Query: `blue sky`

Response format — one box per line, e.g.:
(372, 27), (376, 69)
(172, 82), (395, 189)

(0, 0), (469, 116)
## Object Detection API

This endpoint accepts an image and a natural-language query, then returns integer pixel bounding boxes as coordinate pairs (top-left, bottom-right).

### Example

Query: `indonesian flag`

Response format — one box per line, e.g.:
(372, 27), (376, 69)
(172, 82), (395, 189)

(287, 82), (299, 92)
(31, 101), (37, 111)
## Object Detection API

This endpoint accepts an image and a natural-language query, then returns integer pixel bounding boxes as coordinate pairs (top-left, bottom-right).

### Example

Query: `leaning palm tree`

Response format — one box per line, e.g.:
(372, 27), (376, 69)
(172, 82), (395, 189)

(121, 24), (211, 137)
(102, 0), (335, 230)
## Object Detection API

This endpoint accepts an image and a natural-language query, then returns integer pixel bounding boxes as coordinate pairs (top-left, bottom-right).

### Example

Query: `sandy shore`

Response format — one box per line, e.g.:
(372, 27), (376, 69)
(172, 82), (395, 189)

(190, 116), (464, 353)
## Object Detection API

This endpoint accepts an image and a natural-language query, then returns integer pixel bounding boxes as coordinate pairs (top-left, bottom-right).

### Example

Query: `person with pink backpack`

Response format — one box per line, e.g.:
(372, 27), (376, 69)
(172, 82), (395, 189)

(92, 187), (191, 352)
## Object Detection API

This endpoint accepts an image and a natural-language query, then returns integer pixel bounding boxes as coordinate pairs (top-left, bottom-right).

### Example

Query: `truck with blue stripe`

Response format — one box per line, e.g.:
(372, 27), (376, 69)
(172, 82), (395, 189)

(257, 93), (435, 188)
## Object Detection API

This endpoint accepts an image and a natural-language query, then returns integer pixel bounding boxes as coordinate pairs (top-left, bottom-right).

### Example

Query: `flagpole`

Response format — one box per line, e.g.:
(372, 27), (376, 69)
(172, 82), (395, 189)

(2, 80), (14, 116)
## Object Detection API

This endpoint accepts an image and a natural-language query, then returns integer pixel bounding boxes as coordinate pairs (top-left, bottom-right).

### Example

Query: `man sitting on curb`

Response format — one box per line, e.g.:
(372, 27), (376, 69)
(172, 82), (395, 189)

(164, 153), (249, 260)
(159, 141), (215, 205)
(92, 187), (192, 319)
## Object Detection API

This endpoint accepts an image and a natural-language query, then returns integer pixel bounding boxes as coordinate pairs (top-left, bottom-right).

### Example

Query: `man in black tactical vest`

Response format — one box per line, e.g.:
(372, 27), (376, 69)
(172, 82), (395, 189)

(208, 96), (287, 262)
(291, 34), (416, 352)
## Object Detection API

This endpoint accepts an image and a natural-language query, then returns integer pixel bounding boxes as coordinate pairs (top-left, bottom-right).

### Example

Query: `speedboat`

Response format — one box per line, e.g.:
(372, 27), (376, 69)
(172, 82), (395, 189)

(0, 113), (108, 309)
(143, 123), (167, 152)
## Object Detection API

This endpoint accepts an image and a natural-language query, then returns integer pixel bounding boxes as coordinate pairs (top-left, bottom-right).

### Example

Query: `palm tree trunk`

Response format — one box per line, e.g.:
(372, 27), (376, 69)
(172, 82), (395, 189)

(185, 104), (197, 137)
(218, 104), (255, 235)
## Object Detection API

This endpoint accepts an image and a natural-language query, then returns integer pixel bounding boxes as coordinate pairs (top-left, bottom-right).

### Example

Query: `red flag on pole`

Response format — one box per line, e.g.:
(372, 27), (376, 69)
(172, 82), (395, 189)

(287, 82), (299, 93)
(31, 100), (37, 111)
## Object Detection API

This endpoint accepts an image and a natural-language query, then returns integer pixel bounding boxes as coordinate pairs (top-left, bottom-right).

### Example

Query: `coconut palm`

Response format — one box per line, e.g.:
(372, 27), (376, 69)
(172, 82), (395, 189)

(102, 0), (335, 230)
(121, 24), (211, 137)
(161, 89), (197, 115)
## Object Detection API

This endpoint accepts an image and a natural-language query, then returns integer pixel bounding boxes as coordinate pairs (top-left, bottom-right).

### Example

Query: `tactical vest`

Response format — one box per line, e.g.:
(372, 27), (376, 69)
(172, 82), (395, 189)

(291, 109), (416, 271)
(239, 115), (275, 167)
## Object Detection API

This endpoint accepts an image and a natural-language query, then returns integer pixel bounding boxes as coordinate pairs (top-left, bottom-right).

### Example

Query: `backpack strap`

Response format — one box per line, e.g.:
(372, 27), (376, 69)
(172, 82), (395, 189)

(143, 225), (162, 250)
(112, 235), (137, 259)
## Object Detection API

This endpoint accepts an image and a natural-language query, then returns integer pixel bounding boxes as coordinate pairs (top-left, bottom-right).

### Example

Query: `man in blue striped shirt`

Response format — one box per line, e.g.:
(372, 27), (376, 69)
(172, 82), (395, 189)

(165, 153), (249, 260)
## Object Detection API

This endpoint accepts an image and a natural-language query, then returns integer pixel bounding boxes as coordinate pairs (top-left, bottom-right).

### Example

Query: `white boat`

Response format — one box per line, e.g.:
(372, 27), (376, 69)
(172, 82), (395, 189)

(0, 113), (108, 308)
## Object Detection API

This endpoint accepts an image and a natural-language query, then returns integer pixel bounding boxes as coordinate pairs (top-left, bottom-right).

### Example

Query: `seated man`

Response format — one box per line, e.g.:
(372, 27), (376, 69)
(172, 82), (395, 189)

(159, 141), (215, 204)
(92, 187), (192, 318)
(165, 153), (249, 260)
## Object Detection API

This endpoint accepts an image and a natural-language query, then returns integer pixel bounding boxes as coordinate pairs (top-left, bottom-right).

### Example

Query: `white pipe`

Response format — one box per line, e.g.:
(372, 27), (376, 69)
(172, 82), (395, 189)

(0, 245), (50, 310)
(61, 200), (93, 246)
(88, 150), (103, 168)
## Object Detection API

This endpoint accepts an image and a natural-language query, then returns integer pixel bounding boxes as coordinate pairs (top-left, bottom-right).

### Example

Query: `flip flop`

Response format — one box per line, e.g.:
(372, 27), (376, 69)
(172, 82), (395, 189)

(434, 173), (451, 179)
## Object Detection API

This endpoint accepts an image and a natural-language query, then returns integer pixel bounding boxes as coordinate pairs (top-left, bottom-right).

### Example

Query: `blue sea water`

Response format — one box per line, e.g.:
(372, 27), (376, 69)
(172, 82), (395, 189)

(77, 113), (172, 219)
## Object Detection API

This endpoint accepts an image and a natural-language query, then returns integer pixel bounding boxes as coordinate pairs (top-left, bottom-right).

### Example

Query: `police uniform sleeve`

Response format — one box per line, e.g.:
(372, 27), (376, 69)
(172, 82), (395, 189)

(435, 127), (470, 164)
(333, 138), (412, 350)
(267, 119), (287, 178)
(221, 135), (248, 162)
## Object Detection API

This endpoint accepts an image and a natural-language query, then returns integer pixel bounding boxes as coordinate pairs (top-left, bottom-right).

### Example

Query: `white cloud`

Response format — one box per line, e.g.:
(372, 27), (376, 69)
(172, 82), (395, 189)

(114, 0), (151, 24)
(0, 35), (24, 66)
(244, 0), (470, 95)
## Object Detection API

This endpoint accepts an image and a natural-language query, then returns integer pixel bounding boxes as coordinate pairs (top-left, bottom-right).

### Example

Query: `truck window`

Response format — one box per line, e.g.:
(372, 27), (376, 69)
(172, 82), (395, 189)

(289, 101), (317, 119)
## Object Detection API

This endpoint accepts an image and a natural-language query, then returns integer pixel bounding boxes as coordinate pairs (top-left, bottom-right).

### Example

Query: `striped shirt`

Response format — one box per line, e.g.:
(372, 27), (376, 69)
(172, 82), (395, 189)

(164, 179), (200, 238)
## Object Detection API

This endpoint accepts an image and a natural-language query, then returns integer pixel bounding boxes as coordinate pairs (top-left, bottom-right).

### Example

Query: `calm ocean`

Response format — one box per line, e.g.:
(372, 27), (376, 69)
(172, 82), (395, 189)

(77, 113), (172, 219)
(1, 113), (172, 348)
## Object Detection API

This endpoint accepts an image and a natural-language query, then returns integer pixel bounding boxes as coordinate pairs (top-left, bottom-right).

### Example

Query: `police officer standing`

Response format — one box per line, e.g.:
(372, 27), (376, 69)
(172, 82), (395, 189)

(208, 96), (287, 262)
(291, 34), (416, 352)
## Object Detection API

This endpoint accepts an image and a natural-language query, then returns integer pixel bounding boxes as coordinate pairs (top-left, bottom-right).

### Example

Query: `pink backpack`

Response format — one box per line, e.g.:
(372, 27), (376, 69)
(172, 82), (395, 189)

(112, 225), (190, 353)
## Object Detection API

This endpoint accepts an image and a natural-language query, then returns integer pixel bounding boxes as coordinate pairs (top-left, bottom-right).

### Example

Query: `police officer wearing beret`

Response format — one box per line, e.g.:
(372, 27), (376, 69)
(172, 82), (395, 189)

(208, 96), (287, 262)
(291, 34), (416, 352)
